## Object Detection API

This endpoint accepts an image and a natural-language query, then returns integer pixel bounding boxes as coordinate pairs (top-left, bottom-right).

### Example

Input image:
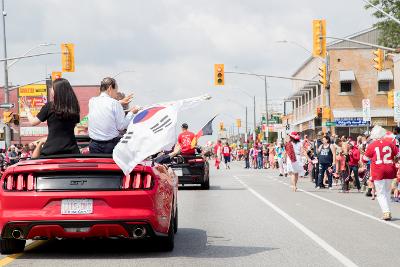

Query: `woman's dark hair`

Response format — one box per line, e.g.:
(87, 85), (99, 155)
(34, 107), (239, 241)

(290, 137), (299, 144)
(100, 77), (117, 92)
(52, 78), (80, 122)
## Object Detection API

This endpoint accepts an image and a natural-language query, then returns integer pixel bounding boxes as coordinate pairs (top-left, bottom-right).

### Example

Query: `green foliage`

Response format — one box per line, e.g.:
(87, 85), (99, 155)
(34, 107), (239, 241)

(365, 0), (400, 48)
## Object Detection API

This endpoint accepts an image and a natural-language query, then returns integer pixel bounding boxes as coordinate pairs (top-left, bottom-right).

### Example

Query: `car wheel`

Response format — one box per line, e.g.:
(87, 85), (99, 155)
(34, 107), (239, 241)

(201, 172), (210, 190)
(174, 207), (178, 234)
(157, 209), (175, 251)
(0, 238), (26, 254)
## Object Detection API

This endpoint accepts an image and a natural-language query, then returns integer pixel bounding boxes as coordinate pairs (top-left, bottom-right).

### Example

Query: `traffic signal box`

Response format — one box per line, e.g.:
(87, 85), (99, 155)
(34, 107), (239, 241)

(214, 64), (224, 86)
(51, 71), (62, 81)
(236, 119), (241, 128)
(388, 90), (394, 108)
(373, 49), (384, 71)
(312, 19), (326, 58)
(219, 122), (224, 131)
(61, 43), (75, 72)
(319, 63), (327, 88)
(3, 111), (12, 124)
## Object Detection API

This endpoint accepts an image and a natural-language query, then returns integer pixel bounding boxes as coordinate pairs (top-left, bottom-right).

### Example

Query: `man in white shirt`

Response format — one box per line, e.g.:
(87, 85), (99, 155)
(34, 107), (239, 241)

(88, 77), (139, 154)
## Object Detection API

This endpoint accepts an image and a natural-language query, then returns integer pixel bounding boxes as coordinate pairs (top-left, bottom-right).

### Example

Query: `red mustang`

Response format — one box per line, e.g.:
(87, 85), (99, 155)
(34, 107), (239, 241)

(0, 153), (178, 254)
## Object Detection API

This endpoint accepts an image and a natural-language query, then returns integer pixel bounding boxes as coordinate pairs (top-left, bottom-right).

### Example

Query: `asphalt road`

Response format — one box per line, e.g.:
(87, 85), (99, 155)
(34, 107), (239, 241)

(2, 161), (400, 266)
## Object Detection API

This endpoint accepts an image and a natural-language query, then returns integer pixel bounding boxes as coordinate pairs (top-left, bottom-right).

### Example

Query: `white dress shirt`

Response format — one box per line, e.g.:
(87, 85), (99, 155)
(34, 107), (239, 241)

(88, 92), (134, 141)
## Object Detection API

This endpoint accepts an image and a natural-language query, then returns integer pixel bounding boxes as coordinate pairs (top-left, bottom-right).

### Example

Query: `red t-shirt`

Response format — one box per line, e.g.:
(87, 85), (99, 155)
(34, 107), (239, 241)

(364, 139), (399, 181)
(178, 131), (195, 155)
(222, 146), (231, 157)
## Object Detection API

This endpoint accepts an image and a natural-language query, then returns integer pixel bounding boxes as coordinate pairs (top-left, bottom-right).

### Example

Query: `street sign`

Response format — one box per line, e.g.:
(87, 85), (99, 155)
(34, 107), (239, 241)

(394, 90), (400, 122)
(268, 119), (277, 124)
(362, 99), (371, 122)
(325, 121), (336, 126)
(0, 103), (14, 109)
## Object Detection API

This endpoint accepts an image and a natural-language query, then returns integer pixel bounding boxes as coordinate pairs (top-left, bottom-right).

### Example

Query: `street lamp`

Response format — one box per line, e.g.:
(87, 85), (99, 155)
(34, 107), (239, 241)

(276, 40), (312, 54)
(231, 87), (256, 136)
(227, 98), (248, 135)
(112, 70), (135, 78)
(7, 43), (56, 69)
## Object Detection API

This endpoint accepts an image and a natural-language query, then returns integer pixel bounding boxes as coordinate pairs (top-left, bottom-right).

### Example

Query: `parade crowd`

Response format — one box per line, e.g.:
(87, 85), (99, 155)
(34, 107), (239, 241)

(212, 126), (400, 220)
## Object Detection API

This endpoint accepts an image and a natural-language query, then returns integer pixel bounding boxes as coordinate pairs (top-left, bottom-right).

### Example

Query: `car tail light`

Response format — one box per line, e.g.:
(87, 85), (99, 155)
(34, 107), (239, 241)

(4, 173), (35, 191)
(133, 173), (142, 189)
(121, 172), (153, 190)
(188, 158), (204, 163)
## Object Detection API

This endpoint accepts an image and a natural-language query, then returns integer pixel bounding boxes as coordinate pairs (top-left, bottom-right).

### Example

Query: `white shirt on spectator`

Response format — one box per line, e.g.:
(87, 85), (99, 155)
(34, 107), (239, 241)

(88, 92), (134, 141)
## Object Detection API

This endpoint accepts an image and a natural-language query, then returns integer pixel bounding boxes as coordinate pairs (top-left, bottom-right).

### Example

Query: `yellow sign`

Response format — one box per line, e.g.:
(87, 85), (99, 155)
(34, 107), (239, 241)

(61, 43), (75, 72)
(18, 84), (48, 117)
(312, 19), (326, 58)
(51, 71), (62, 81)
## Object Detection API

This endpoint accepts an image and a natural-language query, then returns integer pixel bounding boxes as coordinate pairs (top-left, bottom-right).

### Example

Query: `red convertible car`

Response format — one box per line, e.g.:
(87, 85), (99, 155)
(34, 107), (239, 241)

(0, 152), (178, 254)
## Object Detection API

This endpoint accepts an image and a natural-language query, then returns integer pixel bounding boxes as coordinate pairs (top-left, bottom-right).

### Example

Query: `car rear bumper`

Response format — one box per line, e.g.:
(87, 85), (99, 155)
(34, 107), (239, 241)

(2, 220), (166, 240)
(0, 190), (173, 239)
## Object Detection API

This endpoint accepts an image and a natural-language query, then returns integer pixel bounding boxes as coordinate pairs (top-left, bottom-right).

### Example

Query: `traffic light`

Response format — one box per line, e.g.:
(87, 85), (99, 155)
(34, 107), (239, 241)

(316, 107), (323, 118)
(51, 71), (62, 81)
(214, 64), (224, 86)
(12, 114), (19, 126)
(3, 111), (12, 124)
(219, 122), (224, 131)
(373, 49), (384, 71)
(319, 63), (327, 88)
(236, 119), (241, 128)
(388, 90), (394, 108)
(322, 107), (331, 120)
(312, 19), (326, 58)
(61, 43), (75, 72)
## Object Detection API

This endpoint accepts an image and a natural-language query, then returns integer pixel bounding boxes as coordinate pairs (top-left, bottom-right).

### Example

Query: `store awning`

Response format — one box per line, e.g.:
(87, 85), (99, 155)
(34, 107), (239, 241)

(339, 70), (355, 82)
(378, 69), (393, 81)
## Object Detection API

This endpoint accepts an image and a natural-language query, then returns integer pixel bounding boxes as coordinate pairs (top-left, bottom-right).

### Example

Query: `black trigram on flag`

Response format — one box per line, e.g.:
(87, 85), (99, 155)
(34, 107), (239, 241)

(121, 131), (134, 144)
(150, 115), (172, 134)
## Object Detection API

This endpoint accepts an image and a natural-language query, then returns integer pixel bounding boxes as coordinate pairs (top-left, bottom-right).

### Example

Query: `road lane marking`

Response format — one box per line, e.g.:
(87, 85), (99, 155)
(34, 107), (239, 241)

(266, 175), (400, 231)
(234, 176), (358, 267)
(0, 240), (45, 266)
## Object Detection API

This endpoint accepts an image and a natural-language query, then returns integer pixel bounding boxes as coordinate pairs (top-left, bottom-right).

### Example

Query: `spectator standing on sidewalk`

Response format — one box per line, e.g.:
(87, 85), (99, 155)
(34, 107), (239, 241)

(276, 142), (286, 176)
(313, 131), (323, 187)
(364, 125), (398, 221)
(317, 135), (336, 189)
(348, 141), (361, 192)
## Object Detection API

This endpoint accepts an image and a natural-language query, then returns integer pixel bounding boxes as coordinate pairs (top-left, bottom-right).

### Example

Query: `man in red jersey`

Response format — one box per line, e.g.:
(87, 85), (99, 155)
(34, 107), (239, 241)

(364, 126), (399, 220)
(177, 123), (196, 155)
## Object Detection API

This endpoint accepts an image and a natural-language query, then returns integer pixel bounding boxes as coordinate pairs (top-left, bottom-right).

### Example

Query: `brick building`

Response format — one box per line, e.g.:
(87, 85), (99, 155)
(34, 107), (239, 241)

(0, 84), (99, 144)
(284, 28), (395, 139)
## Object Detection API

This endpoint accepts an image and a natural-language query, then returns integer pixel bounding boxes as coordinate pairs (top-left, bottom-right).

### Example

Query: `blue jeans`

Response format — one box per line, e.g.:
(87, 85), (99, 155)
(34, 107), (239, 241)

(257, 156), (263, 169)
(318, 163), (332, 188)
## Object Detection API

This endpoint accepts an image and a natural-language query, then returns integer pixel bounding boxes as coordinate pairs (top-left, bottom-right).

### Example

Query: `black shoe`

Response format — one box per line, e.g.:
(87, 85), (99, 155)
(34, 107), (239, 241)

(279, 174), (283, 176)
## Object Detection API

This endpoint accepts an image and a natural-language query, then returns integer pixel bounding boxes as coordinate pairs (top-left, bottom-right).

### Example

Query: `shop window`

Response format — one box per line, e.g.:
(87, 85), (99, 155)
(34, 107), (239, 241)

(340, 82), (352, 93)
(378, 81), (390, 92)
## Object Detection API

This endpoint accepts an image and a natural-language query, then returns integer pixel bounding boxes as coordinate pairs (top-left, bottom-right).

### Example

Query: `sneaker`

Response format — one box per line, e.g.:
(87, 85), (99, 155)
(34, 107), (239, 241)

(328, 187), (333, 190)
(279, 174), (283, 176)
(382, 212), (392, 221)
(316, 186), (321, 190)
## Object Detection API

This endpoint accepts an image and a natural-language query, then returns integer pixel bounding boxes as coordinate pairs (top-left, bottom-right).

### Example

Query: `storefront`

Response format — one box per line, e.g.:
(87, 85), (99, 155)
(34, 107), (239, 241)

(334, 117), (396, 139)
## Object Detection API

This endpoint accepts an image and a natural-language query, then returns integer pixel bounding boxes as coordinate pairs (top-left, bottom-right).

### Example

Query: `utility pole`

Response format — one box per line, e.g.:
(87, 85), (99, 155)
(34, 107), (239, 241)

(253, 95), (256, 140)
(1, 0), (10, 148)
(264, 76), (269, 142)
(245, 106), (248, 135)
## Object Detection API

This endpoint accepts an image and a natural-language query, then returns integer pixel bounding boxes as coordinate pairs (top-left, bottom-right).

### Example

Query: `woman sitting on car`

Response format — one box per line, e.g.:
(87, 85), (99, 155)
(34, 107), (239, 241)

(21, 78), (81, 157)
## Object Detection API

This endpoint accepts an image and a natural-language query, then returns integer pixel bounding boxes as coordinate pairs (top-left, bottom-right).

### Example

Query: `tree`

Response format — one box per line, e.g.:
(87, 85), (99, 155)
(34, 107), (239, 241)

(365, 0), (400, 48)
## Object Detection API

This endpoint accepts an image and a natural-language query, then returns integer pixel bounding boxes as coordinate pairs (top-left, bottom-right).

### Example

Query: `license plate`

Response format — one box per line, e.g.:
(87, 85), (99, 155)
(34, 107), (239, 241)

(174, 168), (183, 176)
(61, 199), (93, 215)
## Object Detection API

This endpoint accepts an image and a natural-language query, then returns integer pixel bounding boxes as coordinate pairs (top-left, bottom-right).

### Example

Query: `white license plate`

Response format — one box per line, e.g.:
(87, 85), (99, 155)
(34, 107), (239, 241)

(61, 199), (93, 215)
(174, 168), (183, 176)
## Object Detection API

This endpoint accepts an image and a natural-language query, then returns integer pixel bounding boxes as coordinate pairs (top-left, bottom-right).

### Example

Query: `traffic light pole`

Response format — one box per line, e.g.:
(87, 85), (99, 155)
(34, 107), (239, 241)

(1, 0), (10, 148)
(264, 76), (269, 142)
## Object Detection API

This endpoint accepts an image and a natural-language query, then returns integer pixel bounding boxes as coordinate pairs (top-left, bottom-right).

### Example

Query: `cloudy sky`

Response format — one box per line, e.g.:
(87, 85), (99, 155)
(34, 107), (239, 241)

(2, 0), (376, 142)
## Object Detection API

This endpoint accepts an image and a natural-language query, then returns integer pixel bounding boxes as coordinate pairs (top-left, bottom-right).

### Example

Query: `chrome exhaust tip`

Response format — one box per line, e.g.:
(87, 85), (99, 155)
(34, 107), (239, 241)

(11, 229), (23, 239)
(132, 226), (146, 239)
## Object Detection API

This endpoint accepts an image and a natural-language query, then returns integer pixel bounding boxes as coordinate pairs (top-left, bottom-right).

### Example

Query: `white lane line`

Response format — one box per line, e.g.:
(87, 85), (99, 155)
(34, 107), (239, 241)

(267, 175), (400, 231)
(234, 175), (358, 267)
